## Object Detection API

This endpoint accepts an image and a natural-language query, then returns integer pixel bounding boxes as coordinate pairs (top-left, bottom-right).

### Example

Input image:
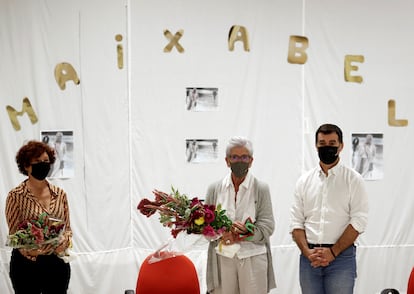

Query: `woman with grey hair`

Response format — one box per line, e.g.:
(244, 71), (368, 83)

(225, 136), (253, 157)
(205, 136), (276, 294)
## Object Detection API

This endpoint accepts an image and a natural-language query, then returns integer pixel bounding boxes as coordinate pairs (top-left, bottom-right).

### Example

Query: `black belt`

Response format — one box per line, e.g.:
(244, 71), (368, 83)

(308, 243), (334, 249)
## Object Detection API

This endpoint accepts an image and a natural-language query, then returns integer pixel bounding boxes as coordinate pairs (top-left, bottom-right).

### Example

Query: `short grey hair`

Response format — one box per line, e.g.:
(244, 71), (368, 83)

(225, 136), (253, 157)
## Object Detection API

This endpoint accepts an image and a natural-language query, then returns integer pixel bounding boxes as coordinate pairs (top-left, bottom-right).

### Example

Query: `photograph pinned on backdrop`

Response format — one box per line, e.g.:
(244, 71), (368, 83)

(185, 87), (218, 111)
(40, 130), (74, 179)
(350, 133), (383, 180)
(186, 139), (219, 163)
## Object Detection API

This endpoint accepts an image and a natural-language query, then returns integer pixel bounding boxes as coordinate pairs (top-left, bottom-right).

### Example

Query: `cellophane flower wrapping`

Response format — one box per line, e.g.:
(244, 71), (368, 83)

(6, 213), (65, 250)
(147, 238), (184, 264)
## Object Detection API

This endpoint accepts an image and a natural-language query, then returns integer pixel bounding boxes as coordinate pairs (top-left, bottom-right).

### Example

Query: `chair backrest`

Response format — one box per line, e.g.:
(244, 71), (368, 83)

(408, 267), (414, 294)
(136, 253), (200, 294)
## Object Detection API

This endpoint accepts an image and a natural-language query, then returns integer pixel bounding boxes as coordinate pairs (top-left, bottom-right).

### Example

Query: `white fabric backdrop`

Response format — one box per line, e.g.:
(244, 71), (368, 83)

(0, 0), (413, 293)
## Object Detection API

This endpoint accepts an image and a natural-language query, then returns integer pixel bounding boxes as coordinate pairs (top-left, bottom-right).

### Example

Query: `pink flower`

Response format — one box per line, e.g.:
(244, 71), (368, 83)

(202, 225), (216, 237)
(216, 227), (226, 235)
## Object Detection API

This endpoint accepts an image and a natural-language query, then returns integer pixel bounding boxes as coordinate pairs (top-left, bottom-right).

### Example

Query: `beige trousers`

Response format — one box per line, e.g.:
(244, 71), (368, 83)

(213, 253), (268, 294)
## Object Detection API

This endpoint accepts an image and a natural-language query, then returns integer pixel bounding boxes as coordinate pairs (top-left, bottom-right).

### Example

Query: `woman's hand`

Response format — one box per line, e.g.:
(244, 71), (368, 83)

(19, 244), (55, 261)
(231, 221), (248, 235)
(221, 231), (238, 245)
(54, 233), (70, 255)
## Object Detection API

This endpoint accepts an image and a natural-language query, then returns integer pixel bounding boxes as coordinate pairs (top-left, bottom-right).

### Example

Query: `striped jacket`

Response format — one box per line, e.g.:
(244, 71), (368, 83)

(5, 180), (72, 249)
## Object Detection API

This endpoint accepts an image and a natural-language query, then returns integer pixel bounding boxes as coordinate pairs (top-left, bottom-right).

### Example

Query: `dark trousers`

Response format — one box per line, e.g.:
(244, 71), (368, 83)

(10, 249), (71, 294)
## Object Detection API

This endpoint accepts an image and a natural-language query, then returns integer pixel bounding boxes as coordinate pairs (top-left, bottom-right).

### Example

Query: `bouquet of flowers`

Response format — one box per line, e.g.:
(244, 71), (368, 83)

(6, 213), (65, 249)
(137, 187), (233, 239)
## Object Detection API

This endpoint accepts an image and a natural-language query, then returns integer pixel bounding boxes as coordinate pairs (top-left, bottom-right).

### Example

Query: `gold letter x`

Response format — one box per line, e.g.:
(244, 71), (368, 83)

(163, 29), (184, 53)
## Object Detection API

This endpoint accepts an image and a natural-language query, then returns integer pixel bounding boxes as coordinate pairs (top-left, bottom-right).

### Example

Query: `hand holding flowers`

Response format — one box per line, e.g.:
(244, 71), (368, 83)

(6, 213), (66, 260)
(221, 218), (255, 245)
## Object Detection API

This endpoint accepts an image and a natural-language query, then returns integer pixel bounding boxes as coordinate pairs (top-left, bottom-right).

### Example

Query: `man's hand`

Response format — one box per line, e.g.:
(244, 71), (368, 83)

(308, 247), (335, 267)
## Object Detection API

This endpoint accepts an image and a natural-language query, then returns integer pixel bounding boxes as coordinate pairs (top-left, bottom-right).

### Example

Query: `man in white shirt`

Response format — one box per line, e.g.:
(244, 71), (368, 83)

(290, 124), (369, 294)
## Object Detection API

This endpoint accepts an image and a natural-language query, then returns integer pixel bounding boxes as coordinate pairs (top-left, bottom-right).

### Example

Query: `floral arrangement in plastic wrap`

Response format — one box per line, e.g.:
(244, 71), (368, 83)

(137, 187), (233, 240)
(6, 212), (65, 249)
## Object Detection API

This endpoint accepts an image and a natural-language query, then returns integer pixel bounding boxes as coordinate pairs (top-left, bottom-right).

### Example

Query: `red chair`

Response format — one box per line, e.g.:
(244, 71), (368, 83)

(136, 252), (200, 294)
(408, 267), (414, 294)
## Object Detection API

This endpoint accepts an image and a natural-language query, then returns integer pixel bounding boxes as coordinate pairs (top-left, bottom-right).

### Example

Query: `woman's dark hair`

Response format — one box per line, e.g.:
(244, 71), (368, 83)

(16, 140), (56, 175)
(315, 124), (343, 144)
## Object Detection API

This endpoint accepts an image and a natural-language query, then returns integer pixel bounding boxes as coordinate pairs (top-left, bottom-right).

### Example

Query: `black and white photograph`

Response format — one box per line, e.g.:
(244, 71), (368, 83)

(351, 133), (384, 180)
(185, 139), (219, 163)
(185, 87), (218, 111)
(40, 130), (74, 178)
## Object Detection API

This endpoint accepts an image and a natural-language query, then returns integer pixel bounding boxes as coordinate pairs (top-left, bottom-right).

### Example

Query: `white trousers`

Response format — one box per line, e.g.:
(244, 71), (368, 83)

(213, 253), (268, 294)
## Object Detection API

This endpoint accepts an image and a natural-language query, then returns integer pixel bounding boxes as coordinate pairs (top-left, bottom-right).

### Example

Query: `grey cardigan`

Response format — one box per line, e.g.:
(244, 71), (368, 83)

(205, 176), (277, 293)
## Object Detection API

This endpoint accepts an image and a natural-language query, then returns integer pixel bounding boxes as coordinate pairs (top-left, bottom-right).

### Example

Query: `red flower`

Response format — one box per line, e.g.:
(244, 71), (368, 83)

(137, 198), (159, 217)
(204, 207), (215, 224)
(31, 225), (45, 244)
(202, 225), (216, 237)
(18, 221), (30, 230)
(7, 213), (66, 249)
(171, 228), (183, 238)
(137, 187), (233, 239)
(191, 209), (204, 220)
(190, 197), (202, 208)
(154, 190), (170, 203)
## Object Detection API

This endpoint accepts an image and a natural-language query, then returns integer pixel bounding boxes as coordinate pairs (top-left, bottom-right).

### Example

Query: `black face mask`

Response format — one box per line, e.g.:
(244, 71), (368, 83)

(230, 162), (249, 178)
(318, 146), (339, 164)
(31, 162), (51, 180)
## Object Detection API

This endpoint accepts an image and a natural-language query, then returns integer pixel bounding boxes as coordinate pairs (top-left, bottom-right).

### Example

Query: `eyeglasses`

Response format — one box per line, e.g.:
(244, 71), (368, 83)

(228, 154), (251, 162)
